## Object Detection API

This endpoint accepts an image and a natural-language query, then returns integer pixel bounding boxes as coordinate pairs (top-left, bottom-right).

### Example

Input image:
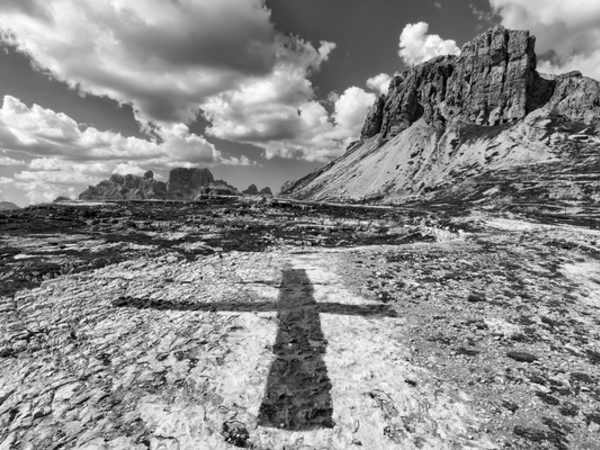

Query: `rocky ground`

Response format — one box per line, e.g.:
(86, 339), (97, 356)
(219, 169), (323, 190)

(0, 198), (599, 449)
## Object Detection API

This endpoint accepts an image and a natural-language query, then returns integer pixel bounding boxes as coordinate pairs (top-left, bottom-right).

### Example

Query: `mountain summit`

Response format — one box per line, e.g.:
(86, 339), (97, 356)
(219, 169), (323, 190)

(281, 26), (600, 205)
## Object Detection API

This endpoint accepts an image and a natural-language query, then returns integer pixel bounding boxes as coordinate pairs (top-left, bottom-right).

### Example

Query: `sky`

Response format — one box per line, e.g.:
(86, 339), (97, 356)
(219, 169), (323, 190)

(0, 0), (599, 206)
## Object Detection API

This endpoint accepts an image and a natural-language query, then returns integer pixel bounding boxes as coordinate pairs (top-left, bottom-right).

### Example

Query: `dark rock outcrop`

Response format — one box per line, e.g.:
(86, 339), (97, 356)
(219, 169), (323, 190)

(361, 95), (386, 139)
(242, 184), (259, 195)
(258, 187), (273, 197)
(167, 168), (214, 198)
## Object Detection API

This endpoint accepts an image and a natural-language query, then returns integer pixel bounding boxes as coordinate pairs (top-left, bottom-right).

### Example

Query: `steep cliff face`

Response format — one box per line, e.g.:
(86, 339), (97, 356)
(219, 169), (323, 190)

(167, 168), (215, 198)
(282, 25), (600, 205)
(362, 26), (539, 140)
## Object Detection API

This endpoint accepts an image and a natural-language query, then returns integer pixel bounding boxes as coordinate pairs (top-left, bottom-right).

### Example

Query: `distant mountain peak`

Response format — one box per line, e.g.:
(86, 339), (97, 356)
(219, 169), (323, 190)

(79, 167), (240, 201)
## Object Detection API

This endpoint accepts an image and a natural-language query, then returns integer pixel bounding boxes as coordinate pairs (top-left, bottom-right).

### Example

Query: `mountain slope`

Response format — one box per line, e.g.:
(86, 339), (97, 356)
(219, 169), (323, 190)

(281, 26), (600, 206)
(79, 167), (240, 200)
(0, 201), (20, 211)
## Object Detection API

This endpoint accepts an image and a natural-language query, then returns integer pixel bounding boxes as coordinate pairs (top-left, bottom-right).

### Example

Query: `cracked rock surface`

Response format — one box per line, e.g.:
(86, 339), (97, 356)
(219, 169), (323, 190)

(1, 199), (599, 449)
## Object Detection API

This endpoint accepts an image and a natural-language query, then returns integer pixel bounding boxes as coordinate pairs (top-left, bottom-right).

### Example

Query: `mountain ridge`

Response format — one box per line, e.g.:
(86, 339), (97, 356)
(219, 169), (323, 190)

(281, 25), (600, 206)
(79, 167), (240, 201)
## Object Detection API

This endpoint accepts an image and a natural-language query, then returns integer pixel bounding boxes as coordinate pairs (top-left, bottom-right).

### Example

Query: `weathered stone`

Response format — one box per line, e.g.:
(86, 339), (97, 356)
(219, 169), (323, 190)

(361, 25), (600, 143)
(167, 167), (214, 198)
(372, 26), (538, 140)
(506, 351), (538, 363)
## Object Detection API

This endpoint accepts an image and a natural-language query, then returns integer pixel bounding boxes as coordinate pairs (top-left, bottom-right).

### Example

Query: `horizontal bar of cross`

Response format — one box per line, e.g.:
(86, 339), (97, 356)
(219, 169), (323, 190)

(112, 296), (397, 318)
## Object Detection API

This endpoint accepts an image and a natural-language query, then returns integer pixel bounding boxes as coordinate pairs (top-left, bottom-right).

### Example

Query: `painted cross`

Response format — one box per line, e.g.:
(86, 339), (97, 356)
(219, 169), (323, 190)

(113, 268), (397, 430)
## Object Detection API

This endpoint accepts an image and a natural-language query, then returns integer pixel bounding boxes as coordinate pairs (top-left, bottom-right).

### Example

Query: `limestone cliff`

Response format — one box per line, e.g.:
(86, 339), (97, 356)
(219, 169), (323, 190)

(0, 201), (20, 211)
(282, 25), (600, 205)
(79, 167), (239, 200)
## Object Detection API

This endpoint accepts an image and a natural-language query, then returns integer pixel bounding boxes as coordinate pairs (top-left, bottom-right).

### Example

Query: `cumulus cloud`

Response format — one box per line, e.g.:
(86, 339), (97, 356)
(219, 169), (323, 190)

(202, 38), (380, 161)
(399, 22), (461, 66)
(486, 0), (600, 80)
(0, 0), (277, 125)
(205, 80), (374, 162)
(0, 0), (358, 163)
(0, 95), (234, 165)
(366, 73), (392, 95)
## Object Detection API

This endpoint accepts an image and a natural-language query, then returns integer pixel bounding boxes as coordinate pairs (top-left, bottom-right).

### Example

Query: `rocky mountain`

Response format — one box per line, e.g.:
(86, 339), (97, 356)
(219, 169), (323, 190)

(242, 184), (273, 196)
(0, 201), (20, 211)
(258, 186), (273, 197)
(242, 184), (259, 195)
(79, 170), (168, 200)
(281, 25), (600, 207)
(79, 167), (240, 201)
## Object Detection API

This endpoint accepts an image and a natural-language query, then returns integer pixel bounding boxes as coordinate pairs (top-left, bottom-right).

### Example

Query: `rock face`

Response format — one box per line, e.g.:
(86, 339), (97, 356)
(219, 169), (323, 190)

(363, 26), (541, 141)
(282, 25), (600, 205)
(79, 167), (240, 201)
(79, 174), (168, 200)
(242, 184), (259, 195)
(167, 168), (214, 198)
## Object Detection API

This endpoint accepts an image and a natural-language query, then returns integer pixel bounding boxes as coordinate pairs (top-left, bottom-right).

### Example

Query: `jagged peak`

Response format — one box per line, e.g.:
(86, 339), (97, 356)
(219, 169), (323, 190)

(360, 25), (600, 141)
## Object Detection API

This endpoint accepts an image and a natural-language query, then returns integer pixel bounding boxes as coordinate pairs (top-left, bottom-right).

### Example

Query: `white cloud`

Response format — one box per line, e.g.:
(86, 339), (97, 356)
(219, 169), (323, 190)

(0, 0), (353, 163)
(0, 155), (25, 166)
(202, 38), (336, 143)
(258, 87), (375, 162)
(333, 87), (376, 134)
(0, 0), (277, 125)
(0, 95), (226, 165)
(487, 0), (600, 80)
(366, 73), (392, 95)
(201, 38), (376, 162)
(399, 22), (460, 66)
